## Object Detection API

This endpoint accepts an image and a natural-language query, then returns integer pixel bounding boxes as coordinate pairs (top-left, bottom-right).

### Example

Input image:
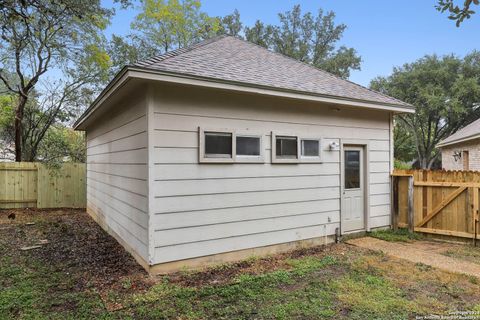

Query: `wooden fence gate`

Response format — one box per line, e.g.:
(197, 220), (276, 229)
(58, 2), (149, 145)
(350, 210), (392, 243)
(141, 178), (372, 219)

(0, 162), (86, 209)
(392, 170), (480, 242)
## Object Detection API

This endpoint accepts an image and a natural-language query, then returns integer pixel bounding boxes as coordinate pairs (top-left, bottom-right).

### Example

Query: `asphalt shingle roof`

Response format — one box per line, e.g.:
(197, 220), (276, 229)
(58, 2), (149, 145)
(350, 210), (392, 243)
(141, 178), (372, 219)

(134, 36), (412, 108)
(438, 118), (480, 147)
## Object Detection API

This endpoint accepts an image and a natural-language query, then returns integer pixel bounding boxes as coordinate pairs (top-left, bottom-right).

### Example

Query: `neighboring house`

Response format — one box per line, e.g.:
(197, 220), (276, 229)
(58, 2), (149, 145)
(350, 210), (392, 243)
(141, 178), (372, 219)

(74, 36), (414, 273)
(438, 118), (480, 171)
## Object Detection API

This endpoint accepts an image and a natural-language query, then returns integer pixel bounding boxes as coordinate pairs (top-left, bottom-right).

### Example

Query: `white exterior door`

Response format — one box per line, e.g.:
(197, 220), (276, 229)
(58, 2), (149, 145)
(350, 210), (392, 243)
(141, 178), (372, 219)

(342, 146), (365, 233)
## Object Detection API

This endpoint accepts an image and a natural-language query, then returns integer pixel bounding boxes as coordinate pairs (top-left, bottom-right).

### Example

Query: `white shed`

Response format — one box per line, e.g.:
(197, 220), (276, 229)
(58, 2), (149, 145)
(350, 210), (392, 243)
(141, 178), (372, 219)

(74, 36), (414, 273)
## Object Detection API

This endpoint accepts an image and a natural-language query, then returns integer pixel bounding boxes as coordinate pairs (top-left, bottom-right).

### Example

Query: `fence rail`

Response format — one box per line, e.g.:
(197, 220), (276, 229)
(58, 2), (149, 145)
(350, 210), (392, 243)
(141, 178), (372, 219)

(0, 162), (86, 209)
(392, 169), (480, 243)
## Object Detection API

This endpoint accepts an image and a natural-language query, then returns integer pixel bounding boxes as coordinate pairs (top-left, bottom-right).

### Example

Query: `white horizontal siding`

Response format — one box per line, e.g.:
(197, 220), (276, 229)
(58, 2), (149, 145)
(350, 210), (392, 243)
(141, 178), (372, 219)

(370, 214), (391, 228)
(88, 199), (148, 259)
(149, 83), (392, 264)
(86, 95), (148, 262)
(153, 187), (339, 214)
(152, 198), (340, 230)
(87, 163), (147, 180)
(370, 183), (390, 195)
(154, 211), (339, 247)
(153, 113), (389, 141)
(153, 163), (340, 181)
(154, 223), (339, 263)
(154, 175), (339, 197)
(371, 204), (391, 217)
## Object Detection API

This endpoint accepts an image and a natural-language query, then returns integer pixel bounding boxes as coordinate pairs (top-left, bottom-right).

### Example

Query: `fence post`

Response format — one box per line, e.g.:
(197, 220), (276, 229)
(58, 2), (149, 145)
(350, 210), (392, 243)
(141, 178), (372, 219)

(407, 175), (414, 233)
(391, 175), (399, 230)
(473, 187), (479, 246)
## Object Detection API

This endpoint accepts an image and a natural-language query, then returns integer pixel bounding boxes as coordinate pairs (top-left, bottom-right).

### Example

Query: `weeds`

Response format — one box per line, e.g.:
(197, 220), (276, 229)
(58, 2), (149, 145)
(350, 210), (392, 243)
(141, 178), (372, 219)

(370, 228), (423, 242)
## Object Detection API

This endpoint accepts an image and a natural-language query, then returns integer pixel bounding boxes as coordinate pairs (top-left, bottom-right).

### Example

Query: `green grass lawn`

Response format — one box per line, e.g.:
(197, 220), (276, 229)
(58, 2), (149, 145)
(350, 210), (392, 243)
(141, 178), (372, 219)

(1, 209), (480, 319)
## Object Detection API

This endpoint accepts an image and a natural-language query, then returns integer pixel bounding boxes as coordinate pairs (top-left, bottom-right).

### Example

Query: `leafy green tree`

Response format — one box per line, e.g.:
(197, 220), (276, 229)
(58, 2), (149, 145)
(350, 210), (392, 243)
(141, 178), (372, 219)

(217, 9), (242, 37)
(36, 126), (86, 165)
(115, 3), (359, 79)
(370, 53), (480, 169)
(393, 119), (416, 163)
(245, 21), (274, 48)
(246, 5), (361, 79)
(0, 0), (112, 161)
(437, 0), (479, 26)
(0, 91), (86, 163)
(131, 0), (219, 54)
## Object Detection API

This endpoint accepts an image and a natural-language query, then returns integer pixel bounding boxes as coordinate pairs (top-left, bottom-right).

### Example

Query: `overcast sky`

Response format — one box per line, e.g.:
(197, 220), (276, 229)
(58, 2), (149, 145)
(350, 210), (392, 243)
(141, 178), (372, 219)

(103, 0), (480, 86)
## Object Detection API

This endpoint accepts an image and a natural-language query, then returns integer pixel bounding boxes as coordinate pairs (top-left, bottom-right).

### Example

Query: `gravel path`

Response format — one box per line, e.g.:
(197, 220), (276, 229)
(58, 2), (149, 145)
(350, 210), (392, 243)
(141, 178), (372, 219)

(347, 237), (480, 278)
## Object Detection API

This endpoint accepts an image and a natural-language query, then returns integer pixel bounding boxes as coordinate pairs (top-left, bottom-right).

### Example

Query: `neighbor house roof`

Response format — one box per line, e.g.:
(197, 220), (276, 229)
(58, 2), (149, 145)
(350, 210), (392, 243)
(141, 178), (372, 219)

(75, 36), (413, 129)
(437, 118), (480, 148)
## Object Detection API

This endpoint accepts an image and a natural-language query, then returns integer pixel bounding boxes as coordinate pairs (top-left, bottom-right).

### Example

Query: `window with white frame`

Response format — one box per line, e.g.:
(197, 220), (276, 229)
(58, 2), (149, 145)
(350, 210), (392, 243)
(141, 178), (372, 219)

(301, 139), (321, 158)
(236, 135), (261, 157)
(204, 132), (232, 158)
(275, 136), (298, 159)
(272, 133), (322, 163)
(199, 128), (264, 163)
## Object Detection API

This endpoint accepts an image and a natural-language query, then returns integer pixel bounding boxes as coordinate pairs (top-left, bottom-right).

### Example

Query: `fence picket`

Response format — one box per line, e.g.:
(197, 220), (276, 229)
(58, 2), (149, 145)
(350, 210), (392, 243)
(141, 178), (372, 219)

(0, 162), (86, 209)
(393, 169), (480, 241)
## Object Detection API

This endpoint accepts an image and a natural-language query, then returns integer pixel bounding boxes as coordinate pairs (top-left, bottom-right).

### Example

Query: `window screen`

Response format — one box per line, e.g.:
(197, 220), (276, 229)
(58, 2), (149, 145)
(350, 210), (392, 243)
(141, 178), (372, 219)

(205, 132), (232, 157)
(236, 136), (261, 156)
(345, 150), (360, 189)
(276, 136), (297, 158)
(301, 139), (320, 157)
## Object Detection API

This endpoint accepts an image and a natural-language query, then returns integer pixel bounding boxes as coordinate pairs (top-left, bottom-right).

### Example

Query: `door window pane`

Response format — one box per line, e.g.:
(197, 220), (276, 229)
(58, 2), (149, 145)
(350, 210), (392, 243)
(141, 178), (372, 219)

(205, 132), (232, 157)
(236, 136), (261, 156)
(276, 136), (297, 158)
(301, 139), (320, 157)
(345, 150), (360, 189)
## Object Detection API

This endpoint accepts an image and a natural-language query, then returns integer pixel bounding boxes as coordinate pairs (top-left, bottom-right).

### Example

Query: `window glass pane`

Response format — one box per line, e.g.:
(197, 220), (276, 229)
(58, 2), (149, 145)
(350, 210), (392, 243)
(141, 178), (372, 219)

(236, 136), (260, 156)
(345, 150), (360, 189)
(301, 139), (319, 157)
(276, 136), (297, 158)
(205, 132), (232, 157)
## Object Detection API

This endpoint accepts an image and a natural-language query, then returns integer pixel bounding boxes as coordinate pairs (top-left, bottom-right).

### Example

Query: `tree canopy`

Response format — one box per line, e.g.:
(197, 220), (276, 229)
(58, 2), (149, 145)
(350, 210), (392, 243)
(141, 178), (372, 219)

(0, 0), (113, 161)
(109, 2), (360, 79)
(437, 0), (479, 26)
(245, 5), (361, 79)
(370, 53), (480, 169)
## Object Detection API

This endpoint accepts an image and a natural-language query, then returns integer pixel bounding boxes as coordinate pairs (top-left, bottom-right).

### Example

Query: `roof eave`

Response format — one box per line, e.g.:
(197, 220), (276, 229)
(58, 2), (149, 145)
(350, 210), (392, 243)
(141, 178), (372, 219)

(74, 66), (131, 130)
(437, 133), (480, 148)
(74, 66), (415, 130)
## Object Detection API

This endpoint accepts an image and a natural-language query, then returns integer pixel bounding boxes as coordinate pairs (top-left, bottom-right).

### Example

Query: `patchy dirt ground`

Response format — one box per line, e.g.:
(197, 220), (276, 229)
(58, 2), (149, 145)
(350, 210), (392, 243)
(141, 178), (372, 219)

(347, 237), (480, 278)
(2, 209), (480, 319)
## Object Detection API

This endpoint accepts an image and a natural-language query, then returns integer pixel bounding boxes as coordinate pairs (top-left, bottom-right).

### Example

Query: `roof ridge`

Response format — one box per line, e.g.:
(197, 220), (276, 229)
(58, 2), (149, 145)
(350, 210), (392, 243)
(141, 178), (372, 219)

(230, 36), (412, 108)
(134, 35), (228, 67)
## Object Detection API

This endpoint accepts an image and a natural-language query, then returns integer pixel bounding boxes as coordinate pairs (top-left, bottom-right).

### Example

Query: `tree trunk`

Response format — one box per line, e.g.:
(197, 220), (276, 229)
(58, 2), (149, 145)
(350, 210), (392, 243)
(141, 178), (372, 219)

(14, 96), (27, 162)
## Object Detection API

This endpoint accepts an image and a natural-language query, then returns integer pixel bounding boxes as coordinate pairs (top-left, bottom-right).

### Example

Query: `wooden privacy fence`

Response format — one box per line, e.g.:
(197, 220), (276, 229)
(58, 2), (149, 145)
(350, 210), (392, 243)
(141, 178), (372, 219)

(0, 162), (86, 209)
(392, 169), (480, 243)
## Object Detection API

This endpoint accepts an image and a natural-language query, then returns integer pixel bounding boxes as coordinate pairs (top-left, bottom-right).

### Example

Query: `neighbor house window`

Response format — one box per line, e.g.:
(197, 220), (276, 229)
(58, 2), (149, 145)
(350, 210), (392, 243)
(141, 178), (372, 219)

(204, 132), (232, 158)
(276, 136), (297, 159)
